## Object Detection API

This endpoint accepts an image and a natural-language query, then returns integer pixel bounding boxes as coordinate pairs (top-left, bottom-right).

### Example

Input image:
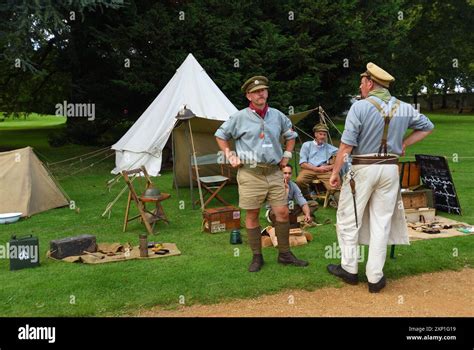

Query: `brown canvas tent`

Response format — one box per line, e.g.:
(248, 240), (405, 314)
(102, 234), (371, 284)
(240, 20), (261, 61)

(0, 147), (69, 217)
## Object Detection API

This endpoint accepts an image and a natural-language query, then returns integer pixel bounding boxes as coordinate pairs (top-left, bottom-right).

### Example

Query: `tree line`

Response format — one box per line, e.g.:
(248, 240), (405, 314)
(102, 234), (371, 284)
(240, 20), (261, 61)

(0, 0), (472, 144)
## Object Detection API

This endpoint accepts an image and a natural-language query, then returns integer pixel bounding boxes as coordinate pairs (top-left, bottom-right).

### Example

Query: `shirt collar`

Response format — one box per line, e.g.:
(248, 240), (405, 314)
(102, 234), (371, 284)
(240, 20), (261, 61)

(313, 140), (325, 148)
(249, 102), (268, 118)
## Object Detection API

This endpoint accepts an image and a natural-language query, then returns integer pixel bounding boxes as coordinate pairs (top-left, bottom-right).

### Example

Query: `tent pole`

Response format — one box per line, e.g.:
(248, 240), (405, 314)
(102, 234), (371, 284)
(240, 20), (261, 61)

(184, 123), (195, 209)
(188, 120), (205, 211)
(171, 129), (179, 198)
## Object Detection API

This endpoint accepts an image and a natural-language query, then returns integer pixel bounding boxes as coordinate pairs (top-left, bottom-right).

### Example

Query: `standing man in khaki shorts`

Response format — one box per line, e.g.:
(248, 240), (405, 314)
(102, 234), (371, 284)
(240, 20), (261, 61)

(215, 76), (309, 272)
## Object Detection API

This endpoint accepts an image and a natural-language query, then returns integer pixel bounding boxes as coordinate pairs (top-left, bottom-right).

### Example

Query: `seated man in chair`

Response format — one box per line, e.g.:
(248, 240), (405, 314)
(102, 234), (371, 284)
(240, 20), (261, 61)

(296, 123), (339, 198)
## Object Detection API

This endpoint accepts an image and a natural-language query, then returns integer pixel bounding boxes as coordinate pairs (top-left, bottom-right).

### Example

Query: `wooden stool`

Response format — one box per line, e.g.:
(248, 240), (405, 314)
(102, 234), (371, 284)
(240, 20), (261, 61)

(122, 166), (171, 235)
(311, 179), (339, 208)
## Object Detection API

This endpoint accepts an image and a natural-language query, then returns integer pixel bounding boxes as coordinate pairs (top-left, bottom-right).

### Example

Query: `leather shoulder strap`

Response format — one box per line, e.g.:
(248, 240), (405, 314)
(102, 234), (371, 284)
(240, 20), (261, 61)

(366, 98), (400, 155)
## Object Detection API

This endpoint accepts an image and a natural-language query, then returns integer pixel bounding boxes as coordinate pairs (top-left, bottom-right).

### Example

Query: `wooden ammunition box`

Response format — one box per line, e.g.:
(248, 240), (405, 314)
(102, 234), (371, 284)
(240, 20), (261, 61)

(50, 234), (97, 259)
(405, 208), (436, 223)
(401, 189), (434, 209)
(203, 206), (241, 233)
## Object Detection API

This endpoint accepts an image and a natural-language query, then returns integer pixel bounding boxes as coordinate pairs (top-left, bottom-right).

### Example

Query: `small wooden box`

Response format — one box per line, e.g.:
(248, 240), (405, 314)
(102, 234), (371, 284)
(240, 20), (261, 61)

(203, 206), (241, 233)
(405, 208), (436, 223)
(401, 189), (434, 209)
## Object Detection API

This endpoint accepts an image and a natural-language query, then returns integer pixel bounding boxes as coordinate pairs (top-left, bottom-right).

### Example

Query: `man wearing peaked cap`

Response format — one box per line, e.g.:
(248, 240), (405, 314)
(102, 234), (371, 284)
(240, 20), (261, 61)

(295, 123), (339, 199)
(241, 76), (269, 93)
(360, 62), (395, 88)
(215, 75), (308, 272)
(327, 62), (434, 293)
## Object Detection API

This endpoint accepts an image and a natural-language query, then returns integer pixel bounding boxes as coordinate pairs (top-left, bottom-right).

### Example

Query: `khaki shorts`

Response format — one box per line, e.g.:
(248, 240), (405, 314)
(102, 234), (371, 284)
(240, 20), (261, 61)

(237, 165), (287, 210)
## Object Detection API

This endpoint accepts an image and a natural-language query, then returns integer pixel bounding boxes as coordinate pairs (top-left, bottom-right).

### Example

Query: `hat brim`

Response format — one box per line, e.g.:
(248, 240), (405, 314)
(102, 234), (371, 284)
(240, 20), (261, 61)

(247, 85), (268, 93)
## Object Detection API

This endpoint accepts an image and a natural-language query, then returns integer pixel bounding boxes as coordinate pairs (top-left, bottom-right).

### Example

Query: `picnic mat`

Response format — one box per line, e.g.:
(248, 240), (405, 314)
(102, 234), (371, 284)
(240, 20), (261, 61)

(407, 216), (474, 241)
(47, 242), (181, 264)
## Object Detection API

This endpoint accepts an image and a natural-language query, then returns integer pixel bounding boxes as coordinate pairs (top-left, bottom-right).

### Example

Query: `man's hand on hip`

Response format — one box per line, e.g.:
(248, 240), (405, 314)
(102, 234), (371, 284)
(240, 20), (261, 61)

(279, 157), (290, 169)
(229, 154), (242, 168)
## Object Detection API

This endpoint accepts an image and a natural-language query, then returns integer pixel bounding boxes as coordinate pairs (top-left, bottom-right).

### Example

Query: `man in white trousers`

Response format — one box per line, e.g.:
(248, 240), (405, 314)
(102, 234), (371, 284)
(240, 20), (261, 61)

(327, 62), (434, 293)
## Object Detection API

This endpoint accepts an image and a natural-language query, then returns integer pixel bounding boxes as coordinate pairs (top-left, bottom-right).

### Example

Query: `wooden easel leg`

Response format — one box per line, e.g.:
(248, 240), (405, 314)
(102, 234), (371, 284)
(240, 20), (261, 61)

(123, 191), (132, 232)
(138, 202), (154, 235)
(157, 203), (169, 224)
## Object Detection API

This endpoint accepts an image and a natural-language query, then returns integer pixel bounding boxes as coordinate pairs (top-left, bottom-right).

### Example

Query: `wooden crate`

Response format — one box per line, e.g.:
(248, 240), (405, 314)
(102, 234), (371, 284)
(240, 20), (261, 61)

(401, 189), (434, 209)
(399, 161), (421, 188)
(203, 206), (241, 233)
(405, 208), (436, 223)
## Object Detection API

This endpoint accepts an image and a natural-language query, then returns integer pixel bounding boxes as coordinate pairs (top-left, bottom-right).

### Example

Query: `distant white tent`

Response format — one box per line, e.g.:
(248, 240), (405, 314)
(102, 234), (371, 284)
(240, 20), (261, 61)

(112, 53), (238, 176)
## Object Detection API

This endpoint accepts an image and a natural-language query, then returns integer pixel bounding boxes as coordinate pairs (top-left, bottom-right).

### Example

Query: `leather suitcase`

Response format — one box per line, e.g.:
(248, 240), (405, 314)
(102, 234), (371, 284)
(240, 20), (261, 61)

(50, 234), (97, 259)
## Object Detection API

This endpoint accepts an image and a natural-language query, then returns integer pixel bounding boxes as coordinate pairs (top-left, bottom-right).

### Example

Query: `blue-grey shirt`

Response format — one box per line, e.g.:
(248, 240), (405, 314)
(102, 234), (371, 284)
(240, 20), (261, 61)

(288, 181), (307, 207)
(341, 96), (434, 155)
(266, 180), (307, 209)
(215, 107), (298, 165)
(299, 141), (338, 166)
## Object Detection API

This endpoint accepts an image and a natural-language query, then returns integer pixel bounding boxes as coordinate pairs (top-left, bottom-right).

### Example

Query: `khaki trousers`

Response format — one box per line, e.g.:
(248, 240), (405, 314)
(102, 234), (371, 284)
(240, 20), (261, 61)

(295, 169), (334, 196)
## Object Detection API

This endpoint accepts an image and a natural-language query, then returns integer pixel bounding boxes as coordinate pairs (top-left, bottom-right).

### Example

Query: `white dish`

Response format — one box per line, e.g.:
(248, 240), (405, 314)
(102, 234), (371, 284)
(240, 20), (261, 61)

(0, 212), (22, 224)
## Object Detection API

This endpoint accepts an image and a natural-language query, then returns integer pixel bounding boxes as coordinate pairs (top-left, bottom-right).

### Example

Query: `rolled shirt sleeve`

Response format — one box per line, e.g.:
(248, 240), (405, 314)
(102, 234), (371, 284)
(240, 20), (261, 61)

(281, 113), (298, 140)
(408, 110), (435, 132)
(214, 115), (237, 140)
(341, 103), (362, 147)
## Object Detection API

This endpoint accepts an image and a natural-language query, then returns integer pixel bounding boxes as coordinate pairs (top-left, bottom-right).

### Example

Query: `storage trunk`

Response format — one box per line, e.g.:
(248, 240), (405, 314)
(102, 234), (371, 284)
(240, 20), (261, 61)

(401, 189), (434, 209)
(399, 161), (421, 188)
(202, 206), (241, 233)
(50, 234), (97, 259)
(9, 235), (40, 271)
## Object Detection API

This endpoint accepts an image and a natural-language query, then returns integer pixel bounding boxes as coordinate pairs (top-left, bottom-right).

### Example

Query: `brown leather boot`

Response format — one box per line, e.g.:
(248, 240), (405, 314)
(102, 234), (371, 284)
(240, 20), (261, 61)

(277, 251), (309, 267)
(248, 254), (264, 272)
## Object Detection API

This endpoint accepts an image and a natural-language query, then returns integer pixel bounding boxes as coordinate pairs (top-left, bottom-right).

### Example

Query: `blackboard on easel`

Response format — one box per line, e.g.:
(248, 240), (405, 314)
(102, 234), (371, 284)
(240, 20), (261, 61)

(415, 154), (461, 215)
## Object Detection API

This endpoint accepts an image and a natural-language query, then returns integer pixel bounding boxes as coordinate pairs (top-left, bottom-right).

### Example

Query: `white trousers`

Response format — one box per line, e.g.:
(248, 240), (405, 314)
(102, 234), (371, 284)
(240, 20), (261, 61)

(336, 164), (400, 284)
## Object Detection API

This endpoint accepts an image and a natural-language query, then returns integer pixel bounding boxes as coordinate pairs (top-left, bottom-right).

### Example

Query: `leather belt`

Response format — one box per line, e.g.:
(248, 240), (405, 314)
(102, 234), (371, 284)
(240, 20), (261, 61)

(242, 163), (279, 169)
(351, 156), (398, 165)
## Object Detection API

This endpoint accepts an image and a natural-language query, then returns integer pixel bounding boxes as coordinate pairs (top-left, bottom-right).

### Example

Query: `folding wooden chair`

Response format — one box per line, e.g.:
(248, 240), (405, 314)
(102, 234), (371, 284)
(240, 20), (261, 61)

(122, 166), (170, 235)
(311, 179), (339, 208)
(190, 154), (230, 209)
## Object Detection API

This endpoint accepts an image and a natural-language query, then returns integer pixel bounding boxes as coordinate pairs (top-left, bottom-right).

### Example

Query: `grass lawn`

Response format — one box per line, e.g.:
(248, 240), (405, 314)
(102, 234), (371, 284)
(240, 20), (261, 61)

(0, 114), (66, 130)
(0, 113), (472, 317)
